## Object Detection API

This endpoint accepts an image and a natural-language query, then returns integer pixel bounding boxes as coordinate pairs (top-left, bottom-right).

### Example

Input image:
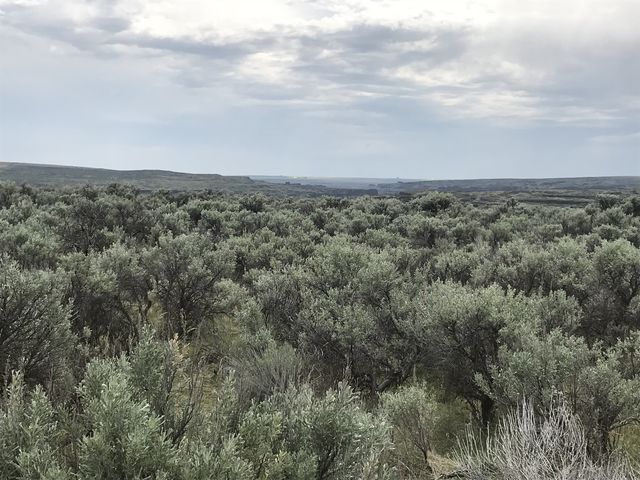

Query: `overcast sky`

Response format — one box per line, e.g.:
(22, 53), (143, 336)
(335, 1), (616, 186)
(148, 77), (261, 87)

(0, 0), (638, 179)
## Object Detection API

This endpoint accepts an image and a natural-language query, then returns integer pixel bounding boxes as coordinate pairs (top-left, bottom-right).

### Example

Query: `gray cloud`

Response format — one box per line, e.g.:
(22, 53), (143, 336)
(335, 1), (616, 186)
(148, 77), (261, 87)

(90, 15), (130, 33)
(110, 34), (254, 59)
(0, 0), (638, 177)
(5, 0), (634, 127)
(1, 2), (258, 62)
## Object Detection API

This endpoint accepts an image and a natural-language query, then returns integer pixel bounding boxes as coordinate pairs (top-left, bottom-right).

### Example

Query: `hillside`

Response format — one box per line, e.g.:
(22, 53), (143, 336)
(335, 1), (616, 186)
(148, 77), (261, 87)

(375, 176), (640, 194)
(1, 162), (638, 205)
(0, 162), (374, 196)
(255, 175), (640, 194)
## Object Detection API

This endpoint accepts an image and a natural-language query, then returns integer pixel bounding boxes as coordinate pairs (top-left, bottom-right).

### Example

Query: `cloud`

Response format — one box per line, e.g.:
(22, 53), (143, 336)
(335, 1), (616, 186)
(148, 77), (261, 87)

(0, 0), (638, 177)
(2, 0), (637, 124)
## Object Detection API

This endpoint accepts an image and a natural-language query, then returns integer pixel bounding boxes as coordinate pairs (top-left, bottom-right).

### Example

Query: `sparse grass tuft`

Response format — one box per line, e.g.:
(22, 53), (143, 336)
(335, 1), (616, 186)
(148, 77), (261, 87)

(453, 401), (638, 480)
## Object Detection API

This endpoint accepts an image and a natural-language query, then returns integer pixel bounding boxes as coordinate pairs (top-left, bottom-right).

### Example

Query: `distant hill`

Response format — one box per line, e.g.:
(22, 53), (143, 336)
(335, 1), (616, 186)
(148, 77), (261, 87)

(254, 174), (640, 193)
(374, 176), (640, 194)
(1, 162), (638, 204)
(0, 162), (375, 196)
(255, 174), (639, 206)
(250, 175), (418, 190)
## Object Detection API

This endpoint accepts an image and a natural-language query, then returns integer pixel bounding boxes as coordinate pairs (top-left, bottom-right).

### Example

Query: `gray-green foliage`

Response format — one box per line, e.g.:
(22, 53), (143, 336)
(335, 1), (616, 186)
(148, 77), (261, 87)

(259, 237), (424, 396)
(128, 330), (204, 444)
(61, 244), (152, 347)
(78, 358), (178, 479)
(144, 233), (235, 337)
(263, 382), (392, 480)
(231, 329), (306, 405)
(0, 184), (639, 476)
(0, 257), (74, 389)
(0, 340), (394, 479)
(489, 330), (640, 457)
(0, 373), (70, 480)
(591, 239), (640, 334)
(186, 377), (392, 480)
(380, 384), (439, 478)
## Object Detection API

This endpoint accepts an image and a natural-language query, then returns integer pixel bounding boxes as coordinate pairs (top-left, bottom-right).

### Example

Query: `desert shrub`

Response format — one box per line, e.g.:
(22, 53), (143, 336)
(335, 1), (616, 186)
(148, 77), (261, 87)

(231, 330), (306, 405)
(0, 373), (70, 479)
(0, 257), (75, 391)
(270, 382), (393, 480)
(143, 233), (235, 337)
(454, 401), (638, 480)
(0, 185), (638, 476)
(78, 359), (178, 479)
(381, 384), (438, 478)
(381, 384), (470, 479)
(128, 330), (205, 445)
(182, 377), (393, 480)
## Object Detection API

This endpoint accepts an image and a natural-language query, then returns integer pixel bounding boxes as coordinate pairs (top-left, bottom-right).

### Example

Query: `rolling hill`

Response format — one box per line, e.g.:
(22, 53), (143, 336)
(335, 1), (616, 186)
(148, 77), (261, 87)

(0, 162), (375, 196)
(1, 162), (638, 205)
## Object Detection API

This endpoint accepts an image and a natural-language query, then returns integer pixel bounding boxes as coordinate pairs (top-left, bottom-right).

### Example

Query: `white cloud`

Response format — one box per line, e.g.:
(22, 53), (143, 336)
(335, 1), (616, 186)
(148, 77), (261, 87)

(0, 0), (638, 176)
(2, 0), (638, 121)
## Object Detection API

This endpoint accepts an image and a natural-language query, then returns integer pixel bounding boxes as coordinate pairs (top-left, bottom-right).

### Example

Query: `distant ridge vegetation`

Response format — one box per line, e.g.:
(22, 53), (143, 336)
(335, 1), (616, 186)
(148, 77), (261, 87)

(372, 175), (640, 206)
(0, 162), (374, 197)
(1, 162), (638, 205)
(254, 174), (640, 194)
(375, 176), (640, 194)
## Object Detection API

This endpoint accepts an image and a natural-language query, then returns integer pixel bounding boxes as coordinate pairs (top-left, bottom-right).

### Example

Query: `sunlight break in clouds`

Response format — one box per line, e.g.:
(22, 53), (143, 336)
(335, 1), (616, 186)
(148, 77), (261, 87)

(0, 0), (638, 177)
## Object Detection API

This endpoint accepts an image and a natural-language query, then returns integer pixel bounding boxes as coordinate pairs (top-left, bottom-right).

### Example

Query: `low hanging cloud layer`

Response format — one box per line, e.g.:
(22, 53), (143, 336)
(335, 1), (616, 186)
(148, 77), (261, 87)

(1, 0), (638, 178)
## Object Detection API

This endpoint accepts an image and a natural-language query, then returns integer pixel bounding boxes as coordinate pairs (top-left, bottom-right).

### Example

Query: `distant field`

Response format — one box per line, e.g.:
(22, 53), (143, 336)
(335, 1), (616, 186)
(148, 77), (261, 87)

(250, 175), (419, 190)
(256, 174), (640, 194)
(1, 162), (638, 205)
(256, 174), (640, 206)
(375, 176), (640, 194)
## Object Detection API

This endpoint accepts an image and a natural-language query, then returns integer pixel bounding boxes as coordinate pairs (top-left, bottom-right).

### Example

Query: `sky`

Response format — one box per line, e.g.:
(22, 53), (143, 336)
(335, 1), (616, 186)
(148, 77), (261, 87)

(0, 0), (638, 179)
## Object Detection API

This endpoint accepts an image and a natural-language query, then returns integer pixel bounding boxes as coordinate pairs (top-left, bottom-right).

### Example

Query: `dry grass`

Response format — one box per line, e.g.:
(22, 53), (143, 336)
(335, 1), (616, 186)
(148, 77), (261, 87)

(451, 402), (639, 480)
